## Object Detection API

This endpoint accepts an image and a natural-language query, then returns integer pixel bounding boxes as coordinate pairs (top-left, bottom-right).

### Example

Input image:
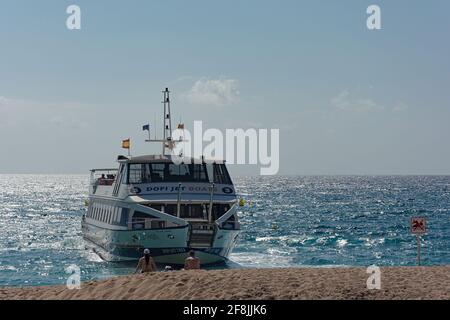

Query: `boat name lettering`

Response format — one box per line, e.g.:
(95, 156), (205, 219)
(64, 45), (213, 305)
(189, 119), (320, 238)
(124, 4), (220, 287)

(144, 186), (234, 194)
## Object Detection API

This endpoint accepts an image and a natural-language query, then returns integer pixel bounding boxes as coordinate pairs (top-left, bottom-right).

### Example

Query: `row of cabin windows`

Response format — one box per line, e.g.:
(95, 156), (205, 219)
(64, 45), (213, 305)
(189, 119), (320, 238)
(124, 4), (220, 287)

(127, 163), (232, 185)
(87, 202), (124, 225)
(145, 203), (231, 220)
(130, 212), (238, 230)
(130, 208), (237, 230)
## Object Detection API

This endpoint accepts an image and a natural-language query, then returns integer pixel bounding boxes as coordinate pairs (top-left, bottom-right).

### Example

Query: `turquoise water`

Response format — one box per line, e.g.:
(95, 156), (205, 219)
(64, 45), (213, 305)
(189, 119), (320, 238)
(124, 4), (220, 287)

(0, 175), (449, 286)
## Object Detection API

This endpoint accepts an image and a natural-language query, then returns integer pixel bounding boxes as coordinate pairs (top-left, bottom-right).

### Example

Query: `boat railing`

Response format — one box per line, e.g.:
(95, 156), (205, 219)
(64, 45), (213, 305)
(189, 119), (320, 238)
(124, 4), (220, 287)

(90, 168), (119, 186)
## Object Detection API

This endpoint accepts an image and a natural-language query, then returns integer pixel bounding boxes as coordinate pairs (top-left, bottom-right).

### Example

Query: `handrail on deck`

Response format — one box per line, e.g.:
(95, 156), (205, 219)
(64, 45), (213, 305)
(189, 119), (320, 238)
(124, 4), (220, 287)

(90, 168), (118, 172)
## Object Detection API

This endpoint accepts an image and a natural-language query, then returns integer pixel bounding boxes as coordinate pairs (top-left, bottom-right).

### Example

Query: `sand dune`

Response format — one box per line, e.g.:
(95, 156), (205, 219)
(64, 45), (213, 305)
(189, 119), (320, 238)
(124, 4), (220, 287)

(0, 266), (449, 300)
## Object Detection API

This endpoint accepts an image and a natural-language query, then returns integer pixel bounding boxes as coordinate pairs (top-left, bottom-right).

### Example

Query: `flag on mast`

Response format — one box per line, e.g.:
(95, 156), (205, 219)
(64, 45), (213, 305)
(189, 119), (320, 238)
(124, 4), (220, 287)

(122, 139), (130, 149)
(143, 124), (151, 140)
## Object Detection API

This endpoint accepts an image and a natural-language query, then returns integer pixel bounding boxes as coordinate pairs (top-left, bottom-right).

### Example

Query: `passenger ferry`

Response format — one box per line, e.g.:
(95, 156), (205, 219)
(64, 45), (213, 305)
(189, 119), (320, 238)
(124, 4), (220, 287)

(81, 88), (240, 265)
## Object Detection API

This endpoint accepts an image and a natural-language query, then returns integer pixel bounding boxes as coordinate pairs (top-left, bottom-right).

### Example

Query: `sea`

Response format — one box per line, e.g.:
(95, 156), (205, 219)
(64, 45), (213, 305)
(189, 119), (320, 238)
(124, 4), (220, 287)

(0, 175), (449, 287)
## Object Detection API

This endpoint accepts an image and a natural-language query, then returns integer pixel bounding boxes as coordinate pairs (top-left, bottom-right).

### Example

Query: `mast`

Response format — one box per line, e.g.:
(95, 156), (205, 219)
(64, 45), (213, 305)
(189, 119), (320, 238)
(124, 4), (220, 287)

(145, 88), (182, 156)
(162, 88), (172, 155)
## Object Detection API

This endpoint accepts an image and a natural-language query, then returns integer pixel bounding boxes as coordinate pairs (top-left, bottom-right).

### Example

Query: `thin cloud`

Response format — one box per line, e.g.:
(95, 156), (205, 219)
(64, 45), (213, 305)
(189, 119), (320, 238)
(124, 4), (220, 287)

(183, 79), (240, 106)
(392, 102), (409, 112)
(331, 91), (409, 113)
(0, 96), (91, 129)
(0, 96), (10, 108)
(331, 91), (385, 112)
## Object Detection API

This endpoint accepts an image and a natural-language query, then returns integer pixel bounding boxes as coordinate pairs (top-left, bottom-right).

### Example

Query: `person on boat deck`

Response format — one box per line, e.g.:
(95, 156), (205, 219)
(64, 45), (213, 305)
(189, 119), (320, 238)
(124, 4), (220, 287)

(135, 249), (157, 273)
(184, 250), (201, 270)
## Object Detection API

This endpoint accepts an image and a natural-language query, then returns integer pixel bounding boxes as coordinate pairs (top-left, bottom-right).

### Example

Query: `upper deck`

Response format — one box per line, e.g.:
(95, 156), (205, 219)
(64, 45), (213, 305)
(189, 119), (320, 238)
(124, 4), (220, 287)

(89, 155), (236, 201)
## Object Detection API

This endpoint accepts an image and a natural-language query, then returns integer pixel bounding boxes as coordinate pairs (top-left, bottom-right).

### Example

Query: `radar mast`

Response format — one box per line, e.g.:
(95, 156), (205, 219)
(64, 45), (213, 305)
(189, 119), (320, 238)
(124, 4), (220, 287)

(145, 88), (183, 156)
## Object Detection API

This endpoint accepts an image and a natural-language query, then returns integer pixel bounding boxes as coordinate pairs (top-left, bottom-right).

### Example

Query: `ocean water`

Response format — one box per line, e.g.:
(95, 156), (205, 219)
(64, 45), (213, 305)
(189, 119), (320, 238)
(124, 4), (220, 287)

(0, 174), (449, 286)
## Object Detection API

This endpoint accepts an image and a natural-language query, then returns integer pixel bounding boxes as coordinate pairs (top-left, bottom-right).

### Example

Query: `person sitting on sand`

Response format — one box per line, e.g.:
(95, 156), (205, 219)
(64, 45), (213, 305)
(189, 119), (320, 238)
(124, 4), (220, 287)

(135, 249), (157, 273)
(184, 250), (201, 270)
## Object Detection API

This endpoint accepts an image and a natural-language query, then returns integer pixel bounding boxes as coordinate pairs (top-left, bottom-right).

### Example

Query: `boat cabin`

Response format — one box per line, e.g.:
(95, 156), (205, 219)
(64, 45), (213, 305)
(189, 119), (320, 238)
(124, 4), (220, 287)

(88, 155), (239, 231)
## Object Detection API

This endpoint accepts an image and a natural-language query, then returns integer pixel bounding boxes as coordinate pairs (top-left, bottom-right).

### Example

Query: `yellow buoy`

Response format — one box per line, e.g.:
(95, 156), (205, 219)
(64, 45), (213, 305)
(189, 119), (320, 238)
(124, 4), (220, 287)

(271, 223), (278, 230)
(239, 198), (245, 207)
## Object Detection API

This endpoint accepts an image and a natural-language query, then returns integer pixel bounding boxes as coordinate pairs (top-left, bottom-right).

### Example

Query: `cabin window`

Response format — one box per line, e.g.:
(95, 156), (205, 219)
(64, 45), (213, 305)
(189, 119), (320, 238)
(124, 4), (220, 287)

(206, 203), (231, 220)
(163, 204), (176, 216)
(181, 204), (206, 219)
(160, 203), (229, 220)
(127, 163), (210, 183)
(133, 211), (159, 219)
(165, 204), (207, 219)
(119, 164), (127, 185)
(120, 208), (129, 226)
(167, 163), (190, 181)
(128, 164), (144, 184)
(164, 204), (205, 219)
(149, 204), (162, 211)
(193, 164), (208, 181)
(149, 163), (165, 182)
(132, 211), (165, 230)
(212, 164), (232, 184)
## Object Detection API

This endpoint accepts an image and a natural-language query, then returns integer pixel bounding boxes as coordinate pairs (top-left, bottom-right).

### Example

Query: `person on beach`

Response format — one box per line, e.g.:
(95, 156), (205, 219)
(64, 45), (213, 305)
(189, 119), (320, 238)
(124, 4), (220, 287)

(135, 249), (157, 273)
(184, 250), (201, 270)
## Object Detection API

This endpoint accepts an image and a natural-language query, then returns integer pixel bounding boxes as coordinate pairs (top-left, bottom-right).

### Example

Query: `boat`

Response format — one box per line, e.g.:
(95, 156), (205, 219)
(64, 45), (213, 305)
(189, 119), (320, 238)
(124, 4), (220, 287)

(81, 88), (240, 265)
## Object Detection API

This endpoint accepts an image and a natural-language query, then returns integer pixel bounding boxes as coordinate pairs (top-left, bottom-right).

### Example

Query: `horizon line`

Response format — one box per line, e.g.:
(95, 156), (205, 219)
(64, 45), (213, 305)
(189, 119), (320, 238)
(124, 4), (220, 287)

(1, 173), (450, 177)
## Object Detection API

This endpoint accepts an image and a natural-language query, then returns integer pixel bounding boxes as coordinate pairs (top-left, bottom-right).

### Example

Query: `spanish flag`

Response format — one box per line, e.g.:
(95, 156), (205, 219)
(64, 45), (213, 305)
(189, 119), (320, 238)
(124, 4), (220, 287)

(122, 139), (130, 149)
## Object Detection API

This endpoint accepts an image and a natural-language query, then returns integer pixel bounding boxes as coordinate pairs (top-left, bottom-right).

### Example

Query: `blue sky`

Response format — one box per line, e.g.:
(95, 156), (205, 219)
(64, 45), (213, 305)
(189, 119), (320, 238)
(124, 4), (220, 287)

(1, 0), (450, 174)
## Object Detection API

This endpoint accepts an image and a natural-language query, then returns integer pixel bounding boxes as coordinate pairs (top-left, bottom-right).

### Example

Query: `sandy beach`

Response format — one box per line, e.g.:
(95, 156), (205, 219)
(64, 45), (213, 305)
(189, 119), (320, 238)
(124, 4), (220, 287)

(0, 266), (449, 300)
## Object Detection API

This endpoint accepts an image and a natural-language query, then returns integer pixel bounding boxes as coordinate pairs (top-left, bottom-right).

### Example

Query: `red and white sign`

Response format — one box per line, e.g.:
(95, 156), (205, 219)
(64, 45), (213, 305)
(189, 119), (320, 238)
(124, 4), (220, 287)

(410, 217), (426, 235)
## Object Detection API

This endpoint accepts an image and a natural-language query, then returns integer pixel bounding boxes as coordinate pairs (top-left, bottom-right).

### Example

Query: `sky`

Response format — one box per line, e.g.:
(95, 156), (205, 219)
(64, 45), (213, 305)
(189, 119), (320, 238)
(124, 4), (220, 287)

(1, 0), (450, 175)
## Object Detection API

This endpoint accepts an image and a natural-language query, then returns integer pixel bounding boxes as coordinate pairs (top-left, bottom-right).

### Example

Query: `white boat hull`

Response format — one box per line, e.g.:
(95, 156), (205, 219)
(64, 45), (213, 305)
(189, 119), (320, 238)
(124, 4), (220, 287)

(82, 220), (240, 265)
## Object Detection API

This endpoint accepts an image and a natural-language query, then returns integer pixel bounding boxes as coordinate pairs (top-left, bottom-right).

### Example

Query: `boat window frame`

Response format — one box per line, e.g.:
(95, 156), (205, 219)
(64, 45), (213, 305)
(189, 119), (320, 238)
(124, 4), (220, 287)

(212, 163), (233, 184)
(126, 162), (210, 184)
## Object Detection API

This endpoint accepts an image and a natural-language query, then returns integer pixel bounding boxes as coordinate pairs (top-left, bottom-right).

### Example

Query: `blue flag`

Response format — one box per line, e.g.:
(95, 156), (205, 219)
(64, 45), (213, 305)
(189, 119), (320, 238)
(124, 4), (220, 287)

(142, 124), (150, 131)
